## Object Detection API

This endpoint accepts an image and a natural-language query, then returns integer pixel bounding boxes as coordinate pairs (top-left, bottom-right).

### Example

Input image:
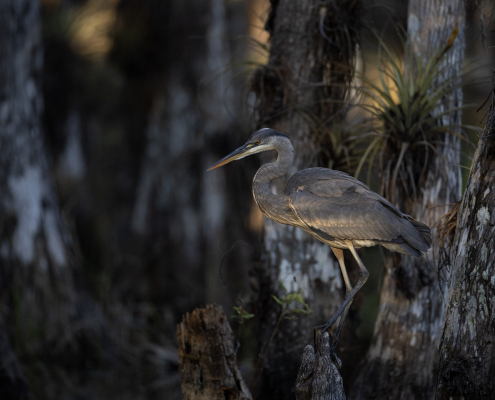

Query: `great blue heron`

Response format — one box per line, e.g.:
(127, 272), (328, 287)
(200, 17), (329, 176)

(208, 128), (432, 341)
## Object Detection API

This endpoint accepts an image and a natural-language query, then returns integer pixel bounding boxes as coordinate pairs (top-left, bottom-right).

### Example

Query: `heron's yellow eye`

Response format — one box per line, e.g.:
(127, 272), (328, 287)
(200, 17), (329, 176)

(256, 140), (261, 145)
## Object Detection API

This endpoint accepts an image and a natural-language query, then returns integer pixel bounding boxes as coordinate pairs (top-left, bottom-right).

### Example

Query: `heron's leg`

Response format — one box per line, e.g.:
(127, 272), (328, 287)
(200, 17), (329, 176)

(316, 240), (369, 334)
(330, 248), (353, 342)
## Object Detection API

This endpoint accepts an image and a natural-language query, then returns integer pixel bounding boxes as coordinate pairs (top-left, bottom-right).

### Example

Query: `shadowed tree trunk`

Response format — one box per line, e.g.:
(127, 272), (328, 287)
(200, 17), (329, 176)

(351, 1), (465, 399)
(0, 0), (102, 394)
(435, 77), (495, 400)
(113, 0), (249, 319)
(250, 0), (360, 397)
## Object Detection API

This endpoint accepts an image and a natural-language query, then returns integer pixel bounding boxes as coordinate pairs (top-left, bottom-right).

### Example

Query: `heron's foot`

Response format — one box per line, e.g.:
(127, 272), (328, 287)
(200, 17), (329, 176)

(314, 314), (339, 335)
(314, 325), (336, 340)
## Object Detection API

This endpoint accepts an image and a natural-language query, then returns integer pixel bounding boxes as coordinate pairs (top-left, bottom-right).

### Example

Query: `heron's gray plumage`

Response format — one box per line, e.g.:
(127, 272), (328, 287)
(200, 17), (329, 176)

(284, 167), (431, 257)
(240, 130), (431, 257)
(208, 128), (432, 338)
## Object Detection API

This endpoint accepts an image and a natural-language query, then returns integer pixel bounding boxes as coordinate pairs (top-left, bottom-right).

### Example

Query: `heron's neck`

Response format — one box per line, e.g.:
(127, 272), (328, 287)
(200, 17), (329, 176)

(252, 138), (294, 220)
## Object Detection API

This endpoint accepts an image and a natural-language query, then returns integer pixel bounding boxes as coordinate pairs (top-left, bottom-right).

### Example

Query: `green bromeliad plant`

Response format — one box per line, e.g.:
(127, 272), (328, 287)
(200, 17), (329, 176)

(355, 25), (477, 208)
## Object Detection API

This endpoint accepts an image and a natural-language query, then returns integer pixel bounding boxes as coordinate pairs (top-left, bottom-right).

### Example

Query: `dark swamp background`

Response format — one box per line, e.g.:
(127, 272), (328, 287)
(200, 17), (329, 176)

(0, 0), (494, 398)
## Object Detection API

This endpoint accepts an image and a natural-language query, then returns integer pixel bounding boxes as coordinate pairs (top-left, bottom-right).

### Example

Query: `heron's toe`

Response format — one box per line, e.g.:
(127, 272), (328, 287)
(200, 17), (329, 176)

(314, 315), (339, 333)
(314, 324), (337, 340)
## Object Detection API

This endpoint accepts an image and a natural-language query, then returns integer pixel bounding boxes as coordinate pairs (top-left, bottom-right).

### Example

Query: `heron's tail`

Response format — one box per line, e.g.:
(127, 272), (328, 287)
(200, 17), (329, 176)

(389, 217), (432, 257)
(408, 218), (432, 247)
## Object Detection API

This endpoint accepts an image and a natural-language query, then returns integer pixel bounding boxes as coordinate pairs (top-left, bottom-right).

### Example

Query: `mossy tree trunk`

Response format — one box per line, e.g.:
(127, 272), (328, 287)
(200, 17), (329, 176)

(351, 1), (465, 399)
(251, 0), (360, 397)
(435, 78), (495, 400)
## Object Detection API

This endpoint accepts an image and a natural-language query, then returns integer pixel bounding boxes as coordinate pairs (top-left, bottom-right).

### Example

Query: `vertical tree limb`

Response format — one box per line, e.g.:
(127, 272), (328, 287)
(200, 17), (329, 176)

(435, 74), (495, 400)
(0, 0), (103, 375)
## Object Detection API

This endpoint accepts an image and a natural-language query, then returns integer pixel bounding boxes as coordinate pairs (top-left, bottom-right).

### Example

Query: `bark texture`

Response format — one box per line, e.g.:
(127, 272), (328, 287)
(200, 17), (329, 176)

(251, 0), (360, 398)
(351, 1), (465, 399)
(296, 333), (346, 400)
(435, 79), (495, 400)
(177, 304), (252, 400)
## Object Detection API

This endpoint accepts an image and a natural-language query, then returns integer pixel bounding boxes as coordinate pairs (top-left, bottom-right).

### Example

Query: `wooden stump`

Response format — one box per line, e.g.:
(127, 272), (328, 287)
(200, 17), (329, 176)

(177, 304), (252, 400)
(296, 332), (346, 400)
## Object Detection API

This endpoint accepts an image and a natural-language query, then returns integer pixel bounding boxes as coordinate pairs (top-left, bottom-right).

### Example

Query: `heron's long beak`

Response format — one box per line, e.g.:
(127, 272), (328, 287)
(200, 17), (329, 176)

(207, 143), (251, 171)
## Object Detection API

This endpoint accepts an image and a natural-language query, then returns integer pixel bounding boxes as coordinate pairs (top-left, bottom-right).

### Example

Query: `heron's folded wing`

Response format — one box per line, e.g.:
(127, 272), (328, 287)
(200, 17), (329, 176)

(285, 168), (408, 218)
(288, 190), (429, 253)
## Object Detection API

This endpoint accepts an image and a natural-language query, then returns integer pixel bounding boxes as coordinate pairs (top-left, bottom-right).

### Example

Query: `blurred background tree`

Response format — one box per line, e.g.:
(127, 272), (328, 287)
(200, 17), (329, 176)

(0, 0), (493, 399)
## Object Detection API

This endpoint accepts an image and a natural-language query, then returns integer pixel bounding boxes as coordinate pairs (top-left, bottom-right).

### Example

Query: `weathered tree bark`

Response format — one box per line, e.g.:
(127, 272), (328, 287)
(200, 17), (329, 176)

(296, 333), (346, 400)
(435, 78), (495, 400)
(0, 0), (101, 391)
(251, 0), (360, 398)
(351, 1), (465, 399)
(177, 304), (252, 400)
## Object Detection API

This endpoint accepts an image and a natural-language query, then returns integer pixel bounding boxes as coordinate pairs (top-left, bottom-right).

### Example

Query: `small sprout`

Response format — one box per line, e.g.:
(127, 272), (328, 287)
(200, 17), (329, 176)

(231, 306), (254, 324)
(271, 295), (285, 306)
(271, 280), (312, 320)
(259, 281), (313, 368)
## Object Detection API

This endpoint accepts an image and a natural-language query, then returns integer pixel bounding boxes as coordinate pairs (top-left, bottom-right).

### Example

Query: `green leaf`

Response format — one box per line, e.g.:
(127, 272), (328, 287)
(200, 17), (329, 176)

(272, 295), (285, 306)
(354, 136), (382, 178)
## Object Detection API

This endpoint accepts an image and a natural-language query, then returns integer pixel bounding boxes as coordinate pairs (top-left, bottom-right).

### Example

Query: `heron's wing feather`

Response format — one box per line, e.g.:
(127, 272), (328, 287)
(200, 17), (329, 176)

(285, 168), (369, 197)
(286, 167), (406, 214)
(289, 190), (396, 241)
(288, 190), (430, 254)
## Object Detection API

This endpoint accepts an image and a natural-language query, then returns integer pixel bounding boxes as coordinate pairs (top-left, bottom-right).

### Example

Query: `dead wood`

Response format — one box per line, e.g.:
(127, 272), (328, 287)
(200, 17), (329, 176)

(296, 332), (346, 400)
(177, 304), (252, 400)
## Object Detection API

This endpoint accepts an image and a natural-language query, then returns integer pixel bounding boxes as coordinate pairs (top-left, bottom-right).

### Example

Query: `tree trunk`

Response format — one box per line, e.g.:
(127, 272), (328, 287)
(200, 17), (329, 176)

(177, 304), (252, 400)
(0, 0), (101, 392)
(435, 78), (495, 400)
(351, 1), (465, 399)
(251, 1), (360, 397)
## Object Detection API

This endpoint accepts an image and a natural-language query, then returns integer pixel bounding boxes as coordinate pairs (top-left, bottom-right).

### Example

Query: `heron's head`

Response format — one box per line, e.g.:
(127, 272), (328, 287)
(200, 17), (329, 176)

(207, 128), (290, 171)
